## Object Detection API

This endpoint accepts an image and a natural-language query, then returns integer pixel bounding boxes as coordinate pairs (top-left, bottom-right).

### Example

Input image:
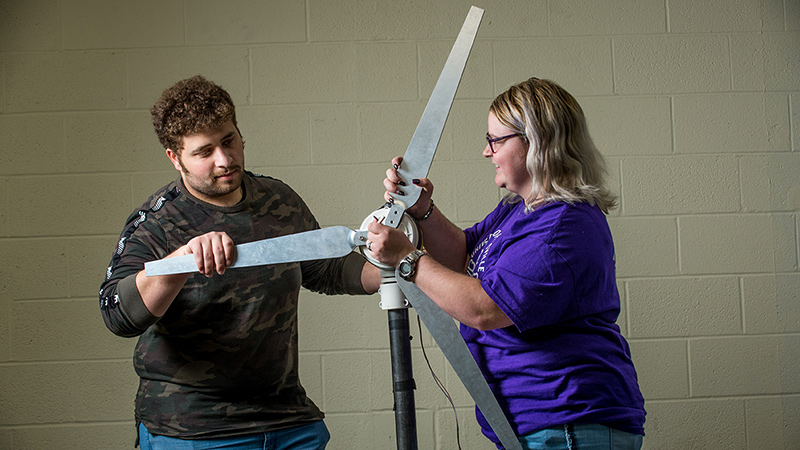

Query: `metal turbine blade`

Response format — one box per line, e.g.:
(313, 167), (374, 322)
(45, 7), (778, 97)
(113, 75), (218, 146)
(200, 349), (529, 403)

(386, 7), (521, 448)
(390, 5), (483, 211)
(145, 227), (368, 276)
(396, 275), (522, 450)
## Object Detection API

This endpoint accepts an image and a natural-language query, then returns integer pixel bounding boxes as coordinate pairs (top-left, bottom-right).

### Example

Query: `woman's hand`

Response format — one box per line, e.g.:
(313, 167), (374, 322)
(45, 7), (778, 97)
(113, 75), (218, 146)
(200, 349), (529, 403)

(367, 219), (512, 330)
(366, 220), (418, 268)
(384, 156), (434, 220)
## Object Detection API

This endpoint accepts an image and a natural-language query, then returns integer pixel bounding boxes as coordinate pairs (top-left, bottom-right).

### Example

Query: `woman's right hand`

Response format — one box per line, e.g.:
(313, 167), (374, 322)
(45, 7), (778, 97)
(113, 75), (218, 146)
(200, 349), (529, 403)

(384, 156), (434, 220)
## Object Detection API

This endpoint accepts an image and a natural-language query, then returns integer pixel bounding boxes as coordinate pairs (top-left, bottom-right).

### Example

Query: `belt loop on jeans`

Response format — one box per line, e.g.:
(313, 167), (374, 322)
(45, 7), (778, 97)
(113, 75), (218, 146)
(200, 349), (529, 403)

(564, 424), (575, 450)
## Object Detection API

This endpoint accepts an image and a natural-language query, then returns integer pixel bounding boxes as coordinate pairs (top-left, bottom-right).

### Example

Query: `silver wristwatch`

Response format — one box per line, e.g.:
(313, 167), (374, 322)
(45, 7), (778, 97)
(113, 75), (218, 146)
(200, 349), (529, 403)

(398, 250), (427, 281)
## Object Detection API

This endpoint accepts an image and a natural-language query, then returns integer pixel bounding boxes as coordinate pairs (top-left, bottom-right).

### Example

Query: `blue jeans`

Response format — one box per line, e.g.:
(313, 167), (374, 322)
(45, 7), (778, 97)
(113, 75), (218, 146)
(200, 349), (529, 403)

(518, 424), (643, 450)
(138, 421), (330, 450)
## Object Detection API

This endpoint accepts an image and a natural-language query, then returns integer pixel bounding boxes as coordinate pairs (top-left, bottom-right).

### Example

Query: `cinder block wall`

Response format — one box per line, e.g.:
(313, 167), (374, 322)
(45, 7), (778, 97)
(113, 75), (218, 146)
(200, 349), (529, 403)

(1, 1), (798, 449)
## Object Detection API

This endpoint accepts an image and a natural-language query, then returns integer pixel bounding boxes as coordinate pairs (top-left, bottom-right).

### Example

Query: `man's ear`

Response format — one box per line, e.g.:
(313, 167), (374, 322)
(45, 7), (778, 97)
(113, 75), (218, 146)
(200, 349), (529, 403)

(166, 148), (182, 171)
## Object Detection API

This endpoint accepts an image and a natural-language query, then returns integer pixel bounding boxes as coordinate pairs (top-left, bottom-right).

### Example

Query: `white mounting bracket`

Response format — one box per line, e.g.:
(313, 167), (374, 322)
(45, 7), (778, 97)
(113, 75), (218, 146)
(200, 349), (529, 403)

(378, 270), (409, 310)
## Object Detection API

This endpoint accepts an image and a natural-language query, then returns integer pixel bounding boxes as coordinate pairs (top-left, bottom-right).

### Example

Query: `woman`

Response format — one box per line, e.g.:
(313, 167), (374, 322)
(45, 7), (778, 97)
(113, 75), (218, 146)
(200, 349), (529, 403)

(366, 77), (645, 449)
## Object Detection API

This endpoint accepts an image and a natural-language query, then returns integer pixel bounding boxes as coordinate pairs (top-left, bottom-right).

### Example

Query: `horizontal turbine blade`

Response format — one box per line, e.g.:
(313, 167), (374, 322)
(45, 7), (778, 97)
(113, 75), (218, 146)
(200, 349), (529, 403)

(145, 227), (368, 276)
(396, 274), (522, 450)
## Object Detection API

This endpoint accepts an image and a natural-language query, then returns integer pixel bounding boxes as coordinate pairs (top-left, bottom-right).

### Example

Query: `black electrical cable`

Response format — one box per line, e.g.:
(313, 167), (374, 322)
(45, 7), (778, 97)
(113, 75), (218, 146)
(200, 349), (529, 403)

(417, 315), (462, 450)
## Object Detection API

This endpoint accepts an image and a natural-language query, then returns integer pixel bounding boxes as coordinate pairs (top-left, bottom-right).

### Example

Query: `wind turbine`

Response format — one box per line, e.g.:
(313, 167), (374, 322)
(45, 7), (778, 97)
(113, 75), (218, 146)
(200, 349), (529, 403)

(146, 7), (522, 450)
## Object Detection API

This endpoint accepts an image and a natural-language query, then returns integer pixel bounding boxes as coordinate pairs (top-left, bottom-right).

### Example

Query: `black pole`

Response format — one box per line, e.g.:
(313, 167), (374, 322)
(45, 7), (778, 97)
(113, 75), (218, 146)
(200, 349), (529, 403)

(388, 308), (417, 450)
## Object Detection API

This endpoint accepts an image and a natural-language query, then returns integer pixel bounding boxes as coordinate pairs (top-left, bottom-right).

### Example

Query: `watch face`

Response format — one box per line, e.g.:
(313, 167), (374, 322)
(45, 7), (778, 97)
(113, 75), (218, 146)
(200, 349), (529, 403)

(399, 261), (412, 276)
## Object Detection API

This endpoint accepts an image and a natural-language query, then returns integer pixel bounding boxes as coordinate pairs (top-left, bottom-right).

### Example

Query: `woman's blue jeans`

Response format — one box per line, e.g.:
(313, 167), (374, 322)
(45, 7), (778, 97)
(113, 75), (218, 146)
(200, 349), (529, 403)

(138, 420), (330, 450)
(518, 424), (643, 450)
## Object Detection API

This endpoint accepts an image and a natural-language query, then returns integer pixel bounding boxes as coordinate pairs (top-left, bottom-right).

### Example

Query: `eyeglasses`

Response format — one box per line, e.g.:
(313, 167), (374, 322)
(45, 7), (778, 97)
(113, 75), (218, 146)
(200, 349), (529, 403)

(485, 132), (521, 153)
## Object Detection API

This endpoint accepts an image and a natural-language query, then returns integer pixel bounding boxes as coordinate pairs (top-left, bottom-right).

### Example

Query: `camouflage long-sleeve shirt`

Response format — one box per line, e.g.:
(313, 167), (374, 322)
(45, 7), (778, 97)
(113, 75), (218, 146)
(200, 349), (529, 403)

(99, 172), (367, 440)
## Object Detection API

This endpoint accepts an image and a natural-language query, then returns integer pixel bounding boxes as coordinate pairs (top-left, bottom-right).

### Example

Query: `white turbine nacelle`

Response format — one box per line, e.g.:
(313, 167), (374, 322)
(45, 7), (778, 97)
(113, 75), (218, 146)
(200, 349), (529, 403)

(358, 205), (421, 271)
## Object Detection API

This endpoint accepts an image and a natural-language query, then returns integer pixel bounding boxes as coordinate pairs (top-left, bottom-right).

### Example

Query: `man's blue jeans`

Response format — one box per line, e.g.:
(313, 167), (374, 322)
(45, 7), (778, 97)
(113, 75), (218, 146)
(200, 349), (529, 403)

(518, 424), (643, 450)
(138, 420), (330, 450)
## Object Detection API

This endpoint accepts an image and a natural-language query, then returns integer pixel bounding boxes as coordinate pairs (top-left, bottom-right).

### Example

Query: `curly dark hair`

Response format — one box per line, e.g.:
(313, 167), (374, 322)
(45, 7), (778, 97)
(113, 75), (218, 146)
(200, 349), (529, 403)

(150, 75), (238, 151)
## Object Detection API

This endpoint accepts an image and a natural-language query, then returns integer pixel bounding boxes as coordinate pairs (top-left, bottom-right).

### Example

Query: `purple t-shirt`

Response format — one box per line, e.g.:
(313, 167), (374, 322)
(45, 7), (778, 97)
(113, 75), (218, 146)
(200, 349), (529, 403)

(463, 200), (645, 443)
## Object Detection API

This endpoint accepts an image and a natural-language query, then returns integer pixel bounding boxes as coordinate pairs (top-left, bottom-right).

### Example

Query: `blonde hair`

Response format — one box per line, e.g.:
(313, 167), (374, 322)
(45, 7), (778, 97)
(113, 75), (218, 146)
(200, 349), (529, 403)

(490, 77), (617, 213)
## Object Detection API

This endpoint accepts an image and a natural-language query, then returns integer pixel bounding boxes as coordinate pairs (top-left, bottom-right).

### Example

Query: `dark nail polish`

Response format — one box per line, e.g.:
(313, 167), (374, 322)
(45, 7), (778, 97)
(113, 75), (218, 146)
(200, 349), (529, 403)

(412, 179), (420, 185)
(397, 189), (405, 196)
(393, 163), (399, 170)
(397, 180), (406, 186)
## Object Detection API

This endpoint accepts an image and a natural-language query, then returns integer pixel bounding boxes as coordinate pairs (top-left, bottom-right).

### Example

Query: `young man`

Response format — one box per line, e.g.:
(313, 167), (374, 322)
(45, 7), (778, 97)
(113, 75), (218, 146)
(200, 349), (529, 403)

(99, 75), (379, 449)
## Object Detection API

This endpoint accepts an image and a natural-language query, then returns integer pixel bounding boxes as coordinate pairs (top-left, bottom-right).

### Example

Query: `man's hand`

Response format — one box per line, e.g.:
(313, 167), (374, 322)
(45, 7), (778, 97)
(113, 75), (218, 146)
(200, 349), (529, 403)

(136, 231), (236, 317)
(180, 231), (236, 277)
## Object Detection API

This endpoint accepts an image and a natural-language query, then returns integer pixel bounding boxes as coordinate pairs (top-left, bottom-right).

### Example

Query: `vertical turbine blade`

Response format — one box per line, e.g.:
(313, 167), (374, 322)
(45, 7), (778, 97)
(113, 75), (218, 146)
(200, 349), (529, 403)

(391, 6), (484, 210)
